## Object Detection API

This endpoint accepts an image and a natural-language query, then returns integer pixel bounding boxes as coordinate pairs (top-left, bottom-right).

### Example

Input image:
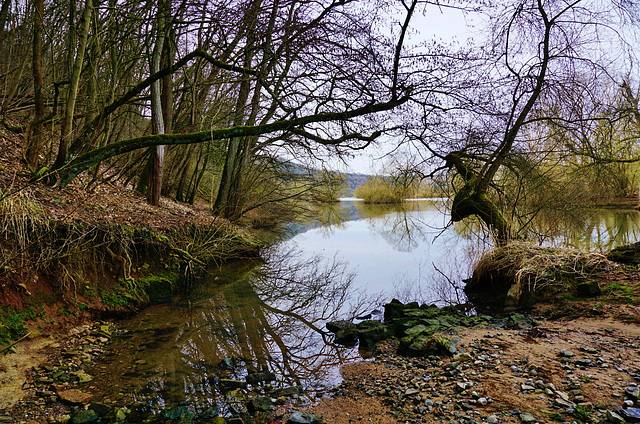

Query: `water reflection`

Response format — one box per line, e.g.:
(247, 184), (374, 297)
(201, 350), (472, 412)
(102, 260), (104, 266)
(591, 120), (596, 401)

(289, 200), (640, 307)
(525, 208), (640, 250)
(86, 201), (640, 420)
(287, 199), (480, 307)
(87, 248), (377, 418)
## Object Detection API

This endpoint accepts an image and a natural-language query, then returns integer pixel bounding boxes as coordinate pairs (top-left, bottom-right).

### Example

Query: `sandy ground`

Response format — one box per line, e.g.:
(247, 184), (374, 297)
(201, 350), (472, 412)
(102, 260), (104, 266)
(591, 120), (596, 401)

(0, 335), (57, 411)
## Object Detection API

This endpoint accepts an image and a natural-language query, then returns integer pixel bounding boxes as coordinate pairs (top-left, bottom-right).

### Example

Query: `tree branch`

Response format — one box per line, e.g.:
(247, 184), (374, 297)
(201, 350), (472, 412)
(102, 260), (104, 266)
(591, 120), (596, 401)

(56, 95), (410, 187)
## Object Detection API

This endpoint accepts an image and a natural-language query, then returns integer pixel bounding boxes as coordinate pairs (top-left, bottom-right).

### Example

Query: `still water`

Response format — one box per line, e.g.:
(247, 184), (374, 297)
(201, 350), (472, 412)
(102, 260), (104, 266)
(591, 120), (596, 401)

(85, 200), (640, 419)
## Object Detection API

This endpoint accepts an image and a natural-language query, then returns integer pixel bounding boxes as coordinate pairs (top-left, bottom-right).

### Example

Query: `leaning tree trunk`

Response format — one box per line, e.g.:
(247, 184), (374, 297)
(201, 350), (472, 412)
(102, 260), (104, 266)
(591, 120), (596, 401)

(446, 152), (513, 246)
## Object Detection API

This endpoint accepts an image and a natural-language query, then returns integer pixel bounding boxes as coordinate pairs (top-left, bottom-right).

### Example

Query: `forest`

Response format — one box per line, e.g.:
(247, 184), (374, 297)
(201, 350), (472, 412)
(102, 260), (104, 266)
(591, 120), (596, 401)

(3, 2), (640, 424)
(0, 0), (638, 242)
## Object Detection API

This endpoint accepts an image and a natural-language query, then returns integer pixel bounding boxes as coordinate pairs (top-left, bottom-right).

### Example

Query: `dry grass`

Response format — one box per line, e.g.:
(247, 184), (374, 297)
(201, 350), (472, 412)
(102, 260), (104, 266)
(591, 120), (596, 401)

(474, 241), (618, 294)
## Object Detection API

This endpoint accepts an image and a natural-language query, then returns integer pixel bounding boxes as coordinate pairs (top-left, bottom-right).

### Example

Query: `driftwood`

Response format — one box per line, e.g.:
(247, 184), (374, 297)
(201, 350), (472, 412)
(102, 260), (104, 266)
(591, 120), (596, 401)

(1, 332), (31, 354)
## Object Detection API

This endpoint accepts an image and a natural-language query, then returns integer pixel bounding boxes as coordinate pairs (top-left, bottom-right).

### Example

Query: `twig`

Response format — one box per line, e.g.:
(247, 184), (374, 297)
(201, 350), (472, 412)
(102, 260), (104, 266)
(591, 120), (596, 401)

(1, 332), (31, 354)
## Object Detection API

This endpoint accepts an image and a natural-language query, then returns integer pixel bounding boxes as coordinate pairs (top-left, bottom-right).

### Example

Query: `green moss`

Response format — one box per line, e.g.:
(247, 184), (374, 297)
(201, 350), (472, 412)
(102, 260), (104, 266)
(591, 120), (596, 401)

(99, 273), (178, 309)
(0, 305), (44, 346)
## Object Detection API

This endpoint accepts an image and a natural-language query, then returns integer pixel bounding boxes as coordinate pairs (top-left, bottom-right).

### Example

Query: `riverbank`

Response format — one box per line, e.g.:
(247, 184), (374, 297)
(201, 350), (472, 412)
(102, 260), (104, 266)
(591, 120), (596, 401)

(294, 305), (640, 424)
(3, 297), (640, 423)
(0, 132), (263, 349)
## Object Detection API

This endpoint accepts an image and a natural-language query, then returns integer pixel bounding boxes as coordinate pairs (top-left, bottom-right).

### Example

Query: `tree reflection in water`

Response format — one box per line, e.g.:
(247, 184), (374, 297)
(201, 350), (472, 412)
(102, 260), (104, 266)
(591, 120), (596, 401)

(87, 247), (379, 418)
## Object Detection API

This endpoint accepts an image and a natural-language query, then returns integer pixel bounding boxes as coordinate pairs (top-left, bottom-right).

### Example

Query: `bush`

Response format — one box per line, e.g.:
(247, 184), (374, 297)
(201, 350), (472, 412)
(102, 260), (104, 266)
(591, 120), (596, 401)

(353, 177), (403, 204)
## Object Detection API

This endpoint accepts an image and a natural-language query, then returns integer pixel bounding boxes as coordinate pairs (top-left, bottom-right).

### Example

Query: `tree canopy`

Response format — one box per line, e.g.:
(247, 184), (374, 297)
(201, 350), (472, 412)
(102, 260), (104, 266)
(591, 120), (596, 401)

(0, 0), (638, 238)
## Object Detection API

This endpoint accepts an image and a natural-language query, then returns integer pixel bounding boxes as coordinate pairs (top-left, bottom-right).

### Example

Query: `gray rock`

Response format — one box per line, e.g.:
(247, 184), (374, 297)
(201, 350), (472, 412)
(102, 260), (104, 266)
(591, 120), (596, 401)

(575, 358), (594, 367)
(607, 410), (626, 423)
(554, 397), (576, 408)
(622, 407), (640, 422)
(627, 386), (640, 400)
(287, 411), (323, 424)
(559, 349), (575, 358)
(487, 415), (498, 424)
(519, 412), (536, 422)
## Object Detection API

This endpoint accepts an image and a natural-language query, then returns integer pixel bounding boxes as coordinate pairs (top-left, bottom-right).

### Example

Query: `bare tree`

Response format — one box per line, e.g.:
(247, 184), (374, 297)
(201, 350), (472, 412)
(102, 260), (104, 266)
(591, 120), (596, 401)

(417, 0), (637, 245)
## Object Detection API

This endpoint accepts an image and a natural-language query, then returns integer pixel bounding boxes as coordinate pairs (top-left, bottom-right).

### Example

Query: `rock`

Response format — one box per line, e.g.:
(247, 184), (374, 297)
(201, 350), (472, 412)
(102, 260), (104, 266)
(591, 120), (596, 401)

(115, 408), (130, 424)
(453, 352), (472, 362)
(487, 415), (498, 424)
(286, 411), (323, 424)
(607, 410), (626, 423)
(607, 242), (640, 264)
(246, 372), (276, 384)
(627, 386), (640, 400)
(576, 281), (601, 297)
(161, 406), (195, 423)
(559, 349), (575, 358)
(220, 379), (248, 391)
(71, 410), (99, 424)
(198, 407), (219, 419)
(357, 320), (392, 349)
(247, 397), (274, 414)
(384, 299), (418, 321)
(519, 412), (536, 422)
(58, 389), (92, 405)
(622, 408), (640, 422)
(72, 370), (93, 383)
(575, 358), (594, 367)
(554, 397), (576, 408)
(399, 334), (453, 357)
(273, 385), (303, 397)
(334, 327), (359, 346)
(88, 402), (111, 416)
(50, 415), (71, 424)
(326, 320), (355, 333)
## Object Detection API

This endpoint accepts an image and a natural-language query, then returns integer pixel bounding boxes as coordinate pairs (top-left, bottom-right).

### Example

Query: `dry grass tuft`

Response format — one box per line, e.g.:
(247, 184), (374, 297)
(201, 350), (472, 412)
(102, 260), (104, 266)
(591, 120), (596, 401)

(474, 241), (618, 294)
